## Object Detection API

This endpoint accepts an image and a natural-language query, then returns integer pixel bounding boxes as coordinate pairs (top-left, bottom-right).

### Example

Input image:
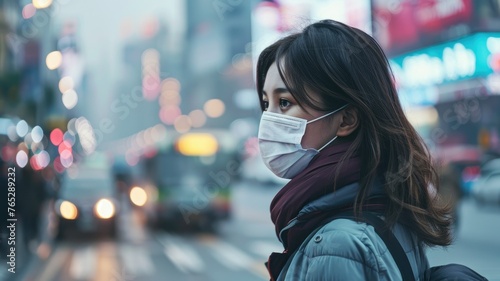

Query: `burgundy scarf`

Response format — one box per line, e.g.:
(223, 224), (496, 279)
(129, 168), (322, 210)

(266, 139), (362, 280)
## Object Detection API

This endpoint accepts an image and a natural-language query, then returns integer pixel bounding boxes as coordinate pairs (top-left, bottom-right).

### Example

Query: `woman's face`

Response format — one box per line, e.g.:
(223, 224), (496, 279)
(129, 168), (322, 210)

(262, 63), (342, 149)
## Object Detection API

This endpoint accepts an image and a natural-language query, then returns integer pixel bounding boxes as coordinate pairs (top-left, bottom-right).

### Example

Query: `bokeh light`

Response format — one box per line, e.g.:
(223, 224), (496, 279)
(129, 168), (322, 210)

(22, 4), (36, 19)
(142, 49), (160, 100)
(17, 142), (28, 153)
(151, 124), (167, 141)
(173, 115), (192, 133)
(60, 150), (73, 168)
(159, 105), (182, 125)
(16, 120), (29, 138)
(58, 77), (74, 94)
(16, 150), (28, 168)
(60, 201), (77, 220)
(161, 78), (181, 93)
(58, 140), (72, 155)
(135, 131), (146, 148)
(50, 129), (63, 146)
(7, 126), (18, 142)
(32, 0), (53, 9)
(31, 126), (44, 143)
(144, 129), (154, 146)
(125, 150), (139, 166)
(75, 117), (96, 155)
(62, 89), (78, 109)
(36, 151), (50, 169)
(159, 91), (181, 106)
(45, 51), (62, 70)
(95, 199), (115, 219)
(67, 118), (77, 135)
(130, 186), (148, 207)
(188, 110), (207, 128)
(30, 155), (40, 170)
(24, 133), (33, 148)
(203, 99), (225, 118)
(63, 131), (76, 146)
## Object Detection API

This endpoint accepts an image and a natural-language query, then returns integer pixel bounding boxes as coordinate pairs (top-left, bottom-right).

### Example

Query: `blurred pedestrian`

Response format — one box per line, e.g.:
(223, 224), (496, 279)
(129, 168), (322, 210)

(256, 19), (452, 281)
(18, 165), (46, 249)
(436, 163), (462, 232)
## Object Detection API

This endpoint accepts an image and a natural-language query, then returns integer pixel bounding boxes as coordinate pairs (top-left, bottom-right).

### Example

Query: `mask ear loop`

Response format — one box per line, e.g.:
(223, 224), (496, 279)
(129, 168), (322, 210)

(318, 135), (338, 151)
(306, 104), (349, 124)
(311, 104), (349, 151)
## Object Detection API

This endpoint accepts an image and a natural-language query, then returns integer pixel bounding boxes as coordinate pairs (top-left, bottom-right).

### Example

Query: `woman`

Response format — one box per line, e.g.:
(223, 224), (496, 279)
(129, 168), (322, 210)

(256, 20), (452, 280)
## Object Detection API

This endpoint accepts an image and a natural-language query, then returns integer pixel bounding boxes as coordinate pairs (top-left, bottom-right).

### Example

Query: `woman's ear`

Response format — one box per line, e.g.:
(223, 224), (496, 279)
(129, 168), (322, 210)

(337, 107), (359, 137)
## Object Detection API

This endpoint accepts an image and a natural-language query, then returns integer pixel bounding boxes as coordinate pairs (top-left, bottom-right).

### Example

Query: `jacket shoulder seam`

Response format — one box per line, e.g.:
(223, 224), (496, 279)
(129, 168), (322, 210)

(304, 220), (392, 273)
(305, 252), (379, 272)
(302, 226), (380, 272)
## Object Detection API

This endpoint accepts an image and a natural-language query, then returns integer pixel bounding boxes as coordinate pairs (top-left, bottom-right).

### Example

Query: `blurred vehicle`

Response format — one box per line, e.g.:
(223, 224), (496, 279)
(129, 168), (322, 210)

(434, 145), (482, 196)
(54, 166), (119, 239)
(472, 158), (500, 206)
(140, 129), (239, 232)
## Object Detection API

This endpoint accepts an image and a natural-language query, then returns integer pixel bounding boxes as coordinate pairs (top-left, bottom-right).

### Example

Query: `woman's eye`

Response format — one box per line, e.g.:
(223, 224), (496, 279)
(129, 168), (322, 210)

(279, 99), (291, 109)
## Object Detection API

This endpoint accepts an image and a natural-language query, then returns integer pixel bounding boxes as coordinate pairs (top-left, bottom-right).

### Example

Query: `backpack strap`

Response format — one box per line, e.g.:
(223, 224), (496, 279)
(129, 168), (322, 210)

(315, 211), (416, 281)
(361, 212), (416, 281)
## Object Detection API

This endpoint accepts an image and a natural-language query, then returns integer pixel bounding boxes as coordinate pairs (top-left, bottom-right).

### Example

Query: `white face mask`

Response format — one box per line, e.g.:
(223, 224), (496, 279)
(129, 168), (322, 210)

(258, 105), (348, 179)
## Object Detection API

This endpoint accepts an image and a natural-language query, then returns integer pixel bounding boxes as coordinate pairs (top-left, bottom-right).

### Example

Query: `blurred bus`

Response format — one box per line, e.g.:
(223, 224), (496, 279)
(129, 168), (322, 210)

(138, 129), (240, 232)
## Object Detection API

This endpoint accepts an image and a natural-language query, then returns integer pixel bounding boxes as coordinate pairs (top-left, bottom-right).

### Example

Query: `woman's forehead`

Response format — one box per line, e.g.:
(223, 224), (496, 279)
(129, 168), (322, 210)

(263, 63), (287, 92)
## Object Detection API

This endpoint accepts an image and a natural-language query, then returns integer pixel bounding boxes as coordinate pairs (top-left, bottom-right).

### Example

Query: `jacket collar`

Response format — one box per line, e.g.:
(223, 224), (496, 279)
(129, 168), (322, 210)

(278, 178), (386, 245)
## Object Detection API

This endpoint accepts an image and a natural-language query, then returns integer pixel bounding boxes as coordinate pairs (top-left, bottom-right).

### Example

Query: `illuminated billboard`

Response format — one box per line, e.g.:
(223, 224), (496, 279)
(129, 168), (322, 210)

(373, 0), (500, 57)
(390, 32), (500, 106)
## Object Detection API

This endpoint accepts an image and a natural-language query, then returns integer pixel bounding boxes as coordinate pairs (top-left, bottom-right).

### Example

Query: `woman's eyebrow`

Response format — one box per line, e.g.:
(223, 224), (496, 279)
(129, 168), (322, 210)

(274, 87), (289, 94)
(262, 87), (289, 96)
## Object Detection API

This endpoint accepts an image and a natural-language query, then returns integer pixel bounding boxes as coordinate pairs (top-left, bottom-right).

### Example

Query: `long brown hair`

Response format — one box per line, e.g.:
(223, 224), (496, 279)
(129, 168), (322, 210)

(256, 19), (452, 246)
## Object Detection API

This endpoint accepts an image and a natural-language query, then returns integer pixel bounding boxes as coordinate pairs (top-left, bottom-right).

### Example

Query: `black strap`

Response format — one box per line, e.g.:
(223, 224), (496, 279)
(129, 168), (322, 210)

(361, 212), (416, 281)
(317, 211), (416, 281)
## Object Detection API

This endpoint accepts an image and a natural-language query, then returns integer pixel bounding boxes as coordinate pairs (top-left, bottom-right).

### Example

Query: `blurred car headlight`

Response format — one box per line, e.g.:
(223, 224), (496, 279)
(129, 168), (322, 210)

(94, 199), (115, 219)
(130, 186), (148, 207)
(60, 200), (78, 220)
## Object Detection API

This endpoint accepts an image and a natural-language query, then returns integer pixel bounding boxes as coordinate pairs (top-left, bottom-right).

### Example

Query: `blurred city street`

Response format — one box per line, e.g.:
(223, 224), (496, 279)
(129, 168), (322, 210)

(1, 180), (500, 281)
(1, 0), (500, 280)
(427, 198), (500, 281)
(3, 181), (283, 281)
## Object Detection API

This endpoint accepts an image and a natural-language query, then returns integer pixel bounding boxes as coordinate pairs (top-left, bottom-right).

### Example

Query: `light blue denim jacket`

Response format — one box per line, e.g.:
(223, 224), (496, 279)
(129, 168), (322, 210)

(276, 182), (429, 281)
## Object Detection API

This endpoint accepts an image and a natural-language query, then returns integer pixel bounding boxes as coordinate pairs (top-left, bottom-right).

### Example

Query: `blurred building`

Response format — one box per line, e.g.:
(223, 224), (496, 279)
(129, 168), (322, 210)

(372, 0), (500, 194)
(182, 0), (254, 129)
(113, 1), (254, 138)
(0, 0), (54, 126)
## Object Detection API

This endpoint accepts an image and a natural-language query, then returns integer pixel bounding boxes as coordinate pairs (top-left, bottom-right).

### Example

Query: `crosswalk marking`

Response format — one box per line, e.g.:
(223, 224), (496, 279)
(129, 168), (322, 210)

(93, 242), (118, 281)
(118, 204), (148, 243)
(69, 246), (96, 280)
(28, 232), (276, 281)
(120, 244), (155, 276)
(208, 240), (255, 270)
(157, 234), (205, 273)
(30, 245), (71, 281)
(249, 240), (284, 258)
